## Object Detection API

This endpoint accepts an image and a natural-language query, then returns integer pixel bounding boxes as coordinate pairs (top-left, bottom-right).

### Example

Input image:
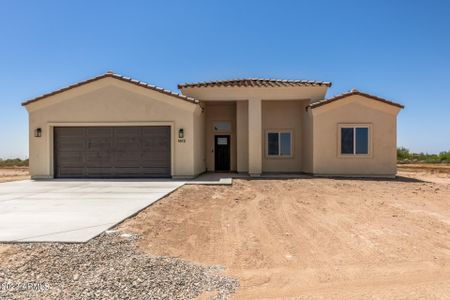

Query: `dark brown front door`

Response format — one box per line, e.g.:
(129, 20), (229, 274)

(54, 126), (171, 178)
(214, 135), (230, 171)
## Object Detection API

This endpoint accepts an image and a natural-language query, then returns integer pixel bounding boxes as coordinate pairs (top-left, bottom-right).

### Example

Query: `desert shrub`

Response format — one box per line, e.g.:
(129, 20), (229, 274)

(439, 151), (450, 162)
(397, 147), (410, 161)
(397, 147), (450, 163)
(0, 158), (29, 167)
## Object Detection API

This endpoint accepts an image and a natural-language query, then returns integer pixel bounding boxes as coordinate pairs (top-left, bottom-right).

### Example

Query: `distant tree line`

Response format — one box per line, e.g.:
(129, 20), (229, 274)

(398, 147), (450, 163)
(1, 151), (449, 166)
(0, 158), (29, 167)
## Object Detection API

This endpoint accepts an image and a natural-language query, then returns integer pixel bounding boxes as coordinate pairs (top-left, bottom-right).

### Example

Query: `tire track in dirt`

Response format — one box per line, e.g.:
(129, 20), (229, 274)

(119, 172), (450, 299)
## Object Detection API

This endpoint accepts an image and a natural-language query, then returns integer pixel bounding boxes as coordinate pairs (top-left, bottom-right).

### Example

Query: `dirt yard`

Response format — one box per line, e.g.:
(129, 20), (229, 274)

(398, 163), (450, 174)
(1, 167), (450, 299)
(0, 167), (29, 183)
(120, 170), (450, 299)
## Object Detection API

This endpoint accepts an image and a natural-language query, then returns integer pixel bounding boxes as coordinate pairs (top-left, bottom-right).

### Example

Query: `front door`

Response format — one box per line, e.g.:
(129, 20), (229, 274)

(214, 135), (230, 171)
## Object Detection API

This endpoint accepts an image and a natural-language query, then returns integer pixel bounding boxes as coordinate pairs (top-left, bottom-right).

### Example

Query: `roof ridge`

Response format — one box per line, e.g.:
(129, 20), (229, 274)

(22, 72), (199, 106)
(178, 78), (332, 89)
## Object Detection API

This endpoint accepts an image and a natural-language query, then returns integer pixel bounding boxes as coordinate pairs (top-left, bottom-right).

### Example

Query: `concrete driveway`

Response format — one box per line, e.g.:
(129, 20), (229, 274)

(0, 180), (184, 242)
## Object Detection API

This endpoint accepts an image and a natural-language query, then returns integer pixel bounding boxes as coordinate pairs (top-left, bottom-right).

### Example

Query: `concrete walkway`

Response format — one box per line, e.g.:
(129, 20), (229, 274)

(0, 180), (184, 242)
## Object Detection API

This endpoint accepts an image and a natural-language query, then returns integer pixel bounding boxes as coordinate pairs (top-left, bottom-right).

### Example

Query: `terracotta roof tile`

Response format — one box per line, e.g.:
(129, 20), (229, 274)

(308, 89), (404, 109)
(22, 72), (199, 106)
(178, 78), (332, 89)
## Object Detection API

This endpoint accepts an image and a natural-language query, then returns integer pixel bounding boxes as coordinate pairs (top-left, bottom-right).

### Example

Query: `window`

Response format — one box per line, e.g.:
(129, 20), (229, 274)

(267, 131), (292, 157)
(217, 137), (228, 145)
(340, 125), (370, 155)
(213, 122), (231, 132)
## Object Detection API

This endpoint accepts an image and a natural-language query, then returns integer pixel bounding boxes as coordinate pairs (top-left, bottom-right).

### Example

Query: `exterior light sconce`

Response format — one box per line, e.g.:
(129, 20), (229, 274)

(178, 128), (184, 139)
(34, 128), (42, 138)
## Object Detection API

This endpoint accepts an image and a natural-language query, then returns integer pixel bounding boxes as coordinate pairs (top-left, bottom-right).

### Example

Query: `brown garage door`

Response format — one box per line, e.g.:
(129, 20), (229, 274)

(54, 126), (171, 178)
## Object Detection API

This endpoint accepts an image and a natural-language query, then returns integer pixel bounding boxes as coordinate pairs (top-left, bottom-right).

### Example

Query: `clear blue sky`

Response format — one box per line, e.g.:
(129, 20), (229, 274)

(1, 0), (449, 158)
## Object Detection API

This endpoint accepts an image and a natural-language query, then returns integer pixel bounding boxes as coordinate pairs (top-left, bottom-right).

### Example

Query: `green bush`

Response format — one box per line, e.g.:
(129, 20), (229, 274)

(0, 158), (29, 167)
(439, 151), (450, 162)
(397, 148), (450, 163)
(397, 147), (410, 160)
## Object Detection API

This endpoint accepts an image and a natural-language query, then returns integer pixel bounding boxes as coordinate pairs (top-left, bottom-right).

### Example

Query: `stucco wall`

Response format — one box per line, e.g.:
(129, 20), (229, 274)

(204, 102), (237, 171)
(311, 95), (401, 177)
(25, 77), (203, 178)
(180, 86), (328, 102)
(262, 100), (306, 172)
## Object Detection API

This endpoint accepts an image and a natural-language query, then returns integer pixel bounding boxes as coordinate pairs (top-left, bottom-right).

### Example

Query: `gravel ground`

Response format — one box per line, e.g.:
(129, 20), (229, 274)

(0, 231), (239, 299)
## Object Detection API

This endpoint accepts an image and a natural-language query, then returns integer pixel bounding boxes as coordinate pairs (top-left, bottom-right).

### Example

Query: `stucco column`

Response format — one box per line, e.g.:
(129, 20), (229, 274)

(248, 98), (262, 175)
(236, 101), (249, 173)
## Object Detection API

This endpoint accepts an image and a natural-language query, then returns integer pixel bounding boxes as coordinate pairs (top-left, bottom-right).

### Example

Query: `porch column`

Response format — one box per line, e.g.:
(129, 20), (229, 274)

(236, 101), (249, 172)
(248, 98), (262, 176)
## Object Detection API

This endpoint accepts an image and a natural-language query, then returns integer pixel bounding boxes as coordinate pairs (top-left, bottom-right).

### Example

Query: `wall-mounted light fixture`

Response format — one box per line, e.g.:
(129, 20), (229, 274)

(34, 128), (42, 138)
(178, 128), (184, 139)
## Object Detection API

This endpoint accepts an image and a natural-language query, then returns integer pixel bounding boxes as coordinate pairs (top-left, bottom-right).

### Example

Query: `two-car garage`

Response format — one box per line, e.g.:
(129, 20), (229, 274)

(23, 72), (205, 179)
(54, 126), (171, 178)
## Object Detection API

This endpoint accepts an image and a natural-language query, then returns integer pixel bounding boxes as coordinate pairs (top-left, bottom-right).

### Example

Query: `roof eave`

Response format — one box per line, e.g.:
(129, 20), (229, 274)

(308, 91), (404, 110)
(22, 72), (199, 107)
(177, 80), (332, 89)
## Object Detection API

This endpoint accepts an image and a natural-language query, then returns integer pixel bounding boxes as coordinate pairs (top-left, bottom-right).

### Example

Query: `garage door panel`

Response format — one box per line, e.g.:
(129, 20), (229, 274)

(142, 163), (170, 170)
(85, 152), (114, 167)
(115, 151), (141, 164)
(115, 161), (141, 168)
(115, 127), (140, 134)
(54, 126), (171, 178)
(58, 167), (85, 177)
(115, 140), (141, 151)
(86, 127), (112, 134)
(142, 167), (171, 176)
(56, 137), (85, 151)
(86, 168), (115, 177)
(142, 151), (170, 160)
(141, 158), (170, 167)
(111, 168), (143, 176)
(143, 141), (169, 151)
(56, 152), (84, 167)
(142, 142), (169, 151)
(87, 140), (113, 152)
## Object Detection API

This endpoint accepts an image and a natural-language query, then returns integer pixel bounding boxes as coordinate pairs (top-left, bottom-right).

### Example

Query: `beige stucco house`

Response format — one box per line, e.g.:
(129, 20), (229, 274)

(22, 71), (404, 179)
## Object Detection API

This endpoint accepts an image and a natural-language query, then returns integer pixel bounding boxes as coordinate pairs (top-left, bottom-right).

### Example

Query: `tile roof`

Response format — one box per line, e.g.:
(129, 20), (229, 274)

(308, 89), (404, 109)
(22, 71), (199, 106)
(178, 78), (332, 89)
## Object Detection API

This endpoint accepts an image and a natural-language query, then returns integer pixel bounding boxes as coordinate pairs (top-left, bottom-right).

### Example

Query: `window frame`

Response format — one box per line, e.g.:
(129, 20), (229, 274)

(212, 121), (232, 133)
(265, 129), (293, 158)
(337, 124), (372, 158)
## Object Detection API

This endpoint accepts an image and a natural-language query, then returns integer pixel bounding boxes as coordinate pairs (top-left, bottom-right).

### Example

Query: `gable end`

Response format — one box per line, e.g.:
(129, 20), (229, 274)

(22, 72), (199, 106)
(309, 90), (404, 110)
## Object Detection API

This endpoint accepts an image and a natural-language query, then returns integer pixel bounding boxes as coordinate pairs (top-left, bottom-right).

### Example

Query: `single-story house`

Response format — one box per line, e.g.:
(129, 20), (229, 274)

(22, 71), (404, 179)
